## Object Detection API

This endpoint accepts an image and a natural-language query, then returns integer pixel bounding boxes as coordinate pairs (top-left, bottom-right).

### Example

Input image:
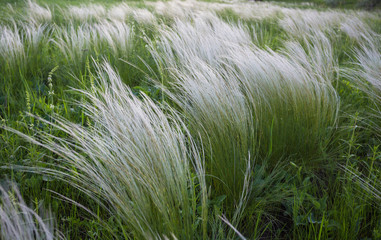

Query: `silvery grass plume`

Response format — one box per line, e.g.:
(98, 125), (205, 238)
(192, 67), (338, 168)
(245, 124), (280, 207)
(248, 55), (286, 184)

(0, 21), (49, 92)
(65, 4), (106, 22)
(226, 41), (339, 163)
(345, 29), (381, 136)
(52, 24), (96, 65)
(279, 9), (347, 37)
(132, 9), (156, 25)
(151, 12), (252, 70)
(340, 16), (375, 42)
(150, 14), (339, 208)
(151, 0), (221, 20)
(0, 183), (62, 240)
(344, 29), (380, 104)
(352, 36), (381, 94)
(149, 14), (256, 207)
(283, 31), (337, 85)
(167, 57), (255, 208)
(53, 21), (133, 65)
(107, 3), (132, 22)
(0, 24), (25, 71)
(22, 23), (50, 56)
(152, 0), (192, 19)
(107, 3), (156, 25)
(6, 61), (208, 239)
(26, 0), (52, 25)
(93, 20), (133, 57)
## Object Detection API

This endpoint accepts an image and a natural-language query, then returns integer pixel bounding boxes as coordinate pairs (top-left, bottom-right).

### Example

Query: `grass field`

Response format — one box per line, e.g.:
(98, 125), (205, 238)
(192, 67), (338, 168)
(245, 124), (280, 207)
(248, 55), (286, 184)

(0, 0), (380, 239)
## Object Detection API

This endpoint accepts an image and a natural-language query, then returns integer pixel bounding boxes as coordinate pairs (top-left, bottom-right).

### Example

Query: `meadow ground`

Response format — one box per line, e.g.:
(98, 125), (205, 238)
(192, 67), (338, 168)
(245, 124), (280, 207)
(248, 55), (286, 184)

(0, 0), (380, 239)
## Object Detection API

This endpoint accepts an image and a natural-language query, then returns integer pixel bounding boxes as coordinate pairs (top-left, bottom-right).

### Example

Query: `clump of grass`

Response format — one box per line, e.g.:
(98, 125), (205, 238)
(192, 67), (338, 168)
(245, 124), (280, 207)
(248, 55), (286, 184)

(149, 13), (256, 207)
(0, 20), (51, 113)
(345, 31), (381, 134)
(22, 23), (51, 66)
(64, 4), (106, 23)
(0, 183), (60, 240)
(0, 24), (25, 72)
(53, 21), (133, 73)
(352, 37), (381, 94)
(151, 1), (191, 20)
(151, 13), (252, 69)
(132, 8), (156, 25)
(150, 14), (339, 213)
(107, 3), (132, 22)
(283, 31), (337, 83)
(340, 16), (375, 42)
(52, 24), (95, 67)
(10, 60), (208, 239)
(279, 9), (346, 37)
(0, 21), (49, 75)
(93, 20), (133, 57)
(26, 0), (52, 25)
(229, 42), (339, 164)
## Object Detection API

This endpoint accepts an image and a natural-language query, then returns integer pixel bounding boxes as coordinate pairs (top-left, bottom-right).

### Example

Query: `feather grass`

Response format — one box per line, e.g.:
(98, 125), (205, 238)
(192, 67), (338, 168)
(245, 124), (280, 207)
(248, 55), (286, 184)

(5, 60), (208, 239)
(0, 183), (60, 240)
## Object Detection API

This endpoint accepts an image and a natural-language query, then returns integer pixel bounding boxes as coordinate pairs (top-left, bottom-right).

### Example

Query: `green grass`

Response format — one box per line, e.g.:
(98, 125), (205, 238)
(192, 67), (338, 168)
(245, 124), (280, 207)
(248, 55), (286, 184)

(261, 0), (380, 9)
(0, 0), (380, 239)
